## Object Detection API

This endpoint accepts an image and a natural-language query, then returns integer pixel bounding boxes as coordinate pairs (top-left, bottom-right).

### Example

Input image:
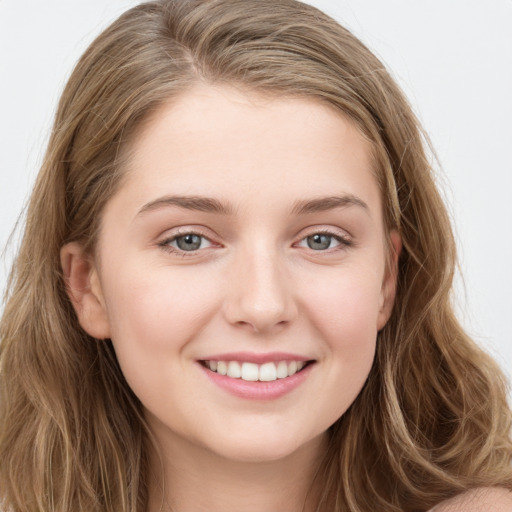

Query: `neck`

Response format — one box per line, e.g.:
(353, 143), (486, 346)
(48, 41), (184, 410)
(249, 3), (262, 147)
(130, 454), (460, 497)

(147, 428), (327, 512)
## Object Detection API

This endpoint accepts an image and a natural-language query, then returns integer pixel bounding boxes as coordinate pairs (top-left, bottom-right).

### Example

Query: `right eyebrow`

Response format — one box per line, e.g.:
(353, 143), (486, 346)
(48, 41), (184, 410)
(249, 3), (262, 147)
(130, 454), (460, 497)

(137, 195), (234, 216)
(290, 194), (369, 215)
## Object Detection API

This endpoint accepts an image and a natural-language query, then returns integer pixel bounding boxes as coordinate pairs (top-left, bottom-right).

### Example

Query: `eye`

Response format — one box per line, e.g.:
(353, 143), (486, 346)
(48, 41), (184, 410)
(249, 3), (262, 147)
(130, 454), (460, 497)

(162, 233), (213, 252)
(305, 233), (338, 250)
(296, 232), (350, 251)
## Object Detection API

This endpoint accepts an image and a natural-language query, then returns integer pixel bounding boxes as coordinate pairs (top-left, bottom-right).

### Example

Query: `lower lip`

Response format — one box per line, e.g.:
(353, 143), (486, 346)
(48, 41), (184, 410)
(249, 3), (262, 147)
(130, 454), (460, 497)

(199, 363), (314, 400)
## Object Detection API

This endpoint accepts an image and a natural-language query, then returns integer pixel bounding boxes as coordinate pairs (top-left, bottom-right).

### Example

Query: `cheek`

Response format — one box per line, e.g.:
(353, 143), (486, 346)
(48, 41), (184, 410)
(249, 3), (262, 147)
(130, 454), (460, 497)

(100, 261), (222, 365)
(303, 265), (383, 342)
(99, 262), (226, 419)
(299, 264), (382, 404)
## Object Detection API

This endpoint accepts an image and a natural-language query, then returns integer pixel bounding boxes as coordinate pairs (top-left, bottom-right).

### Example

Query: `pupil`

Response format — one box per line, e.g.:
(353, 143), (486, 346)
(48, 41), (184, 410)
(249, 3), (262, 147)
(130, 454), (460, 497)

(307, 234), (331, 250)
(177, 234), (201, 251)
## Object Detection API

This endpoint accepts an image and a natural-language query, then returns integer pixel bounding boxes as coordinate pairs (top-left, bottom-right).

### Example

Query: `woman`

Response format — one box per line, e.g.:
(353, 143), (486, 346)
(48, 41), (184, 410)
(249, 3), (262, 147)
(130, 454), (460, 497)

(1, 0), (511, 510)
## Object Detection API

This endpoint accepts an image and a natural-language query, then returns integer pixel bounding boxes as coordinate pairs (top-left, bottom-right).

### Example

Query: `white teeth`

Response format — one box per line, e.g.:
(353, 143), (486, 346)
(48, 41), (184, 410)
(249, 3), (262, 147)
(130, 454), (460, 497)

(205, 360), (308, 381)
(241, 362), (259, 381)
(227, 361), (241, 378)
(276, 361), (288, 379)
(216, 361), (227, 376)
(288, 361), (297, 376)
(259, 362), (277, 381)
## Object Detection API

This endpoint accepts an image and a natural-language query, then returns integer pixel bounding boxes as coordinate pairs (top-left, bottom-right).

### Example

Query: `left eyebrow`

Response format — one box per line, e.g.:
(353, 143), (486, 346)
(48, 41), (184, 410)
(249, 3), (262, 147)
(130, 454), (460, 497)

(137, 195), (234, 216)
(290, 195), (369, 215)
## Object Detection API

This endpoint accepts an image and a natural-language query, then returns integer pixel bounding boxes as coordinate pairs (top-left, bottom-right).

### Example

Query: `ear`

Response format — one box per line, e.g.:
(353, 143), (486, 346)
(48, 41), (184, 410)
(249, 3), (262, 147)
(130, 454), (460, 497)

(377, 229), (402, 331)
(60, 242), (111, 339)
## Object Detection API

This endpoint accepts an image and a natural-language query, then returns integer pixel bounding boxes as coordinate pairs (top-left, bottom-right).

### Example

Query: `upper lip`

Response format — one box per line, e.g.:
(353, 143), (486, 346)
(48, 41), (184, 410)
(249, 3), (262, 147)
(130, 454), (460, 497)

(198, 352), (313, 364)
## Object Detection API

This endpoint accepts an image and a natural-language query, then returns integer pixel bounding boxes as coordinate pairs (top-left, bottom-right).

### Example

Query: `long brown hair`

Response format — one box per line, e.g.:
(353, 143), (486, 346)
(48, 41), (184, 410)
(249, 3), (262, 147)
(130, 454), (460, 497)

(1, 1), (511, 510)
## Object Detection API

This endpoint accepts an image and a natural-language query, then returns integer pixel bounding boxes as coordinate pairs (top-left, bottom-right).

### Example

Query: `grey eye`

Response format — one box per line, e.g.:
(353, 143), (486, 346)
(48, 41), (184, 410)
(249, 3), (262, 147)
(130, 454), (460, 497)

(306, 234), (334, 250)
(175, 234), (203, 251)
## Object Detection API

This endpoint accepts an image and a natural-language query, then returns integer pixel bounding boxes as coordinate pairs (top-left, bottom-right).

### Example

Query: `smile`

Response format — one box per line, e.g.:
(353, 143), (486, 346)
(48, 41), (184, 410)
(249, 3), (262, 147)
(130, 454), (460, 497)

(202, 360), (308, 382)
(199, 353), (315, 400)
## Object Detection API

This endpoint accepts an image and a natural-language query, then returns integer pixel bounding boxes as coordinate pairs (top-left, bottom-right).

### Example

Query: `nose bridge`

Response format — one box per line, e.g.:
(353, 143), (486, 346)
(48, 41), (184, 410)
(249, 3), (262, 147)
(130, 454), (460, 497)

(224, 239), (296, 333)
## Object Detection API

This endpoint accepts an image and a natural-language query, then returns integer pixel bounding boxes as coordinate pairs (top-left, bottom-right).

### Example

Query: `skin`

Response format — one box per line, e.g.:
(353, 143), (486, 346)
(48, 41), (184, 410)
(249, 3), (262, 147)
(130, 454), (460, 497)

(434, 487), (512, 512)
(62, 84), (401, 511)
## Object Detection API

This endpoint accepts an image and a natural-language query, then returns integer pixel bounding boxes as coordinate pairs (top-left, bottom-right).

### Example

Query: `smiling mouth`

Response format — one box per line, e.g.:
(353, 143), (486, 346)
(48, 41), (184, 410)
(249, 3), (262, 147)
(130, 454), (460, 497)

(200, 360), (314, 382)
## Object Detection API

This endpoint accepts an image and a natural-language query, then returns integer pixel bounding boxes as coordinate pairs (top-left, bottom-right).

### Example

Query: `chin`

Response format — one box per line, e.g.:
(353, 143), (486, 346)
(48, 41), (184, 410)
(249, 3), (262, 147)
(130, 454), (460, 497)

(202, 427), (326, 464)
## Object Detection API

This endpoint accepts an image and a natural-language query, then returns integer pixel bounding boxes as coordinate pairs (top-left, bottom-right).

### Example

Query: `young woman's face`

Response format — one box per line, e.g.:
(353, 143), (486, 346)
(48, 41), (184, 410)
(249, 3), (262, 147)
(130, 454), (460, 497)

(74, 85), (399, 462)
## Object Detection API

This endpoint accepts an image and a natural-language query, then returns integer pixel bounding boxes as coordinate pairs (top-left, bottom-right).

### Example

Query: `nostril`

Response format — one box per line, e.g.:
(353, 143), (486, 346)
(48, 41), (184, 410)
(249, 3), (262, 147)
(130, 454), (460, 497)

(222, 267), (298, 332)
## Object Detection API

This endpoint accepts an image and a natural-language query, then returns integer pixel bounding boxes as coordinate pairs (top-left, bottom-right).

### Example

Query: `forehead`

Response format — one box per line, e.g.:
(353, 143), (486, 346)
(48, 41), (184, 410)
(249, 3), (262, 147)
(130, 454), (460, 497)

(119, 84), (381, 217)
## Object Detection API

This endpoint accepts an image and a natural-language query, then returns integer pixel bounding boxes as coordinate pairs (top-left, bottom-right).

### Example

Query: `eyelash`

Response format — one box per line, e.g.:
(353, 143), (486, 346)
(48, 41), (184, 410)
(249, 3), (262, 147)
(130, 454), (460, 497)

(157, 228), (353, 256)
(295, 231), (353, 252)
(157, 228), (215, 256)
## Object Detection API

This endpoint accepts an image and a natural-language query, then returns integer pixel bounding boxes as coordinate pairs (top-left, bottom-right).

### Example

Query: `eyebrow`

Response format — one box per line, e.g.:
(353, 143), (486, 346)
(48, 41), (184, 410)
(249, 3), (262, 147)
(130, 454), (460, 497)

(291, 195), (369, 215)
(138, 195), (234, 216)
(136, 193), (368, 217)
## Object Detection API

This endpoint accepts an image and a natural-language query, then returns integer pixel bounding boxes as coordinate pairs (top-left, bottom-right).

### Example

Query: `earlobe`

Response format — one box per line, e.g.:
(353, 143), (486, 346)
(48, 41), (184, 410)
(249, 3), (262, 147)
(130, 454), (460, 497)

(377, 229), (402, 331)
(60, 242), (111, 339)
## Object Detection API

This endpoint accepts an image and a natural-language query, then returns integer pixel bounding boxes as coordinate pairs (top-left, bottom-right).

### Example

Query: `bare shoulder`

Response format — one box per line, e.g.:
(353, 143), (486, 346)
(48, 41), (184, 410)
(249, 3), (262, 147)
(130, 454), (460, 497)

(433, 487), (512, 511)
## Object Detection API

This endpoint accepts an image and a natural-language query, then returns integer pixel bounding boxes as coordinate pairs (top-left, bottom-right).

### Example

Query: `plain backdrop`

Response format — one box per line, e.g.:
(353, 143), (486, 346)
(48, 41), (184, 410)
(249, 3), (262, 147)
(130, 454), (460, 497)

(0, 0), (511, 381)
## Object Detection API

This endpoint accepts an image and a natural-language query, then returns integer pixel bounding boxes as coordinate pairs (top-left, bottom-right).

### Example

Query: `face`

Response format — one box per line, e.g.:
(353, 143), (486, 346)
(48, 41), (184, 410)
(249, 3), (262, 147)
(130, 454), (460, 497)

(63, 85), (400, 463)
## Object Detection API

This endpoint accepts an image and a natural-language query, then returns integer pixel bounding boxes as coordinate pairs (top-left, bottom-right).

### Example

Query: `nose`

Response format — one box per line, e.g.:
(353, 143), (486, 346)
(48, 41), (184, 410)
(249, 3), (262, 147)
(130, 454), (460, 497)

(223, 246), (298, 334)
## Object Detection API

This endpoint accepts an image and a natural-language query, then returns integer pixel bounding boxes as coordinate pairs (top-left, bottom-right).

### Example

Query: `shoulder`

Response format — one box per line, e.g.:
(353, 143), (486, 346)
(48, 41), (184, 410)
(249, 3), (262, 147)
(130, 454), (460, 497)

(431, 487), (512, 511)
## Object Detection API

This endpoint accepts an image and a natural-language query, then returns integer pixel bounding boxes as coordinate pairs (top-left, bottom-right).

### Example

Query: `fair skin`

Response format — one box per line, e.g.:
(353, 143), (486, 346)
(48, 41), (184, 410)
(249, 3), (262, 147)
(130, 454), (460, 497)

(434, 487), (512, 512)
(62, 84), (399, 511)
(61, 85), (512, 511)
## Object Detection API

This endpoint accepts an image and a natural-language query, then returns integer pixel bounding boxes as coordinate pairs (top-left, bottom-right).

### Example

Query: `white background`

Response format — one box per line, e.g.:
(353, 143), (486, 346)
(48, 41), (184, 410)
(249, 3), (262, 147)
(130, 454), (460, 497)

(0, 1), (511, 381)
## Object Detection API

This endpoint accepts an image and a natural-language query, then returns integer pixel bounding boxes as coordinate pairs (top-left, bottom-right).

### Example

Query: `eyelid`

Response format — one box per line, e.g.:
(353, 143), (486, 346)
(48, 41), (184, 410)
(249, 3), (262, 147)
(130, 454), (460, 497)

(293, 226), (354, 250)
(157, 226), (221, 255)
(155, 225), (353, 256)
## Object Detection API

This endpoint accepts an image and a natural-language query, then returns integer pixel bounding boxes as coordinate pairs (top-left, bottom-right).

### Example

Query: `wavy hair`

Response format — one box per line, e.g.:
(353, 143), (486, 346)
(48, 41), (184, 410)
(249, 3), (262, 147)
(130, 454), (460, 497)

(1, 1), (511, 510)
